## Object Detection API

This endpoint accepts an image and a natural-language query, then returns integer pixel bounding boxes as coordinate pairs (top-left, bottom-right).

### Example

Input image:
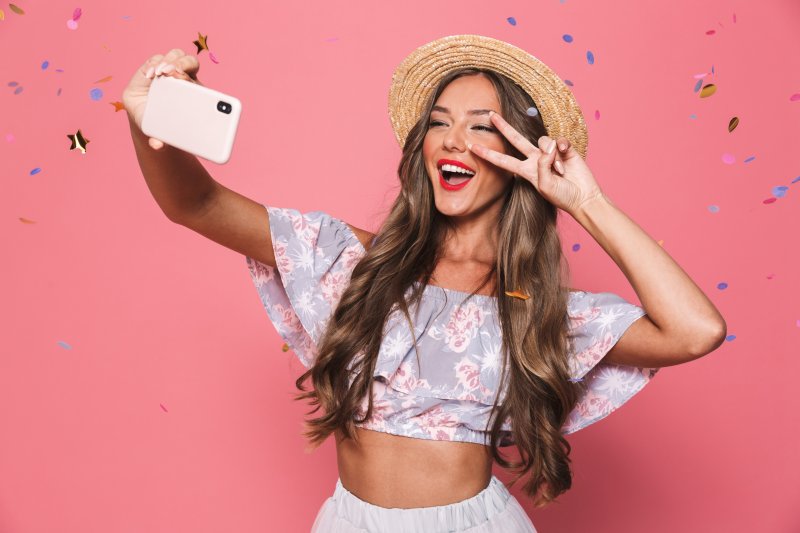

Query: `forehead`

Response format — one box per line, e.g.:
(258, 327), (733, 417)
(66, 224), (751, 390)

(434, 74), (499, 109)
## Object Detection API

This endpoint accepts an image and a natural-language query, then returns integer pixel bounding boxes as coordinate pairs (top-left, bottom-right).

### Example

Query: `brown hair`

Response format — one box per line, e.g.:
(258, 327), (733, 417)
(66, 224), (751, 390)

(293, 67), (584, 506)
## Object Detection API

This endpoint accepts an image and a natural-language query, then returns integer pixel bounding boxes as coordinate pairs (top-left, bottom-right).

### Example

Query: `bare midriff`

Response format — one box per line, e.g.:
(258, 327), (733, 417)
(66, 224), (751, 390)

(335, 426), (494, 509)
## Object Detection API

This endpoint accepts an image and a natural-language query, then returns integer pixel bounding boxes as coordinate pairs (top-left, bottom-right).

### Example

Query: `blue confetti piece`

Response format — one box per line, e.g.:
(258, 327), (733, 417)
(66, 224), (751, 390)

(717, 282), (728, 290)
(30, 167), (42, 176)
(14, 86), (23, 95)
(563, 34), (573, 43)
(572, 243), (581, 252)
(791, 176), (800, 184)
(507, 17), (517, 26)
(586, 50), (594, 65)
(708, 205), (720, 213)
(8, 81), (18, 87)
(42, 60), (49, 70)
(564, 79), (574, 87)
(693, 79), (703, 93)
(89, 88), (103, 101)
(743, 156), (756, 163)
(689, 113), (698, 119)
(526, 106), (539, 117)
(568, 377), (584, 382)
(57, 341), (72, 350)
(724, 334), (735, 342)
(773, 186), (789, 198)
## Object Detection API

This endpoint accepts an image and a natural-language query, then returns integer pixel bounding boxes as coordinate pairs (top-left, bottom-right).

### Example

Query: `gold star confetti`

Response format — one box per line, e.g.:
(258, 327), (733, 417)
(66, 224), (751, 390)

(193, 32), (209, 54)
(9, 4), (24, 15)
(67, 129), (90, 153)
(728, 116), (739, 132)
(19, 217), (36, 224)
(0, 9), (5, 20)
(504, 289), (530, 300)
(110, 101), (125, 111)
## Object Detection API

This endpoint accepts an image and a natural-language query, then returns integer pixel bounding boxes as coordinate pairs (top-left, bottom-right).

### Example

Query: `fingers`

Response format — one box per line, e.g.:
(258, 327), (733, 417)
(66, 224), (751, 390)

(143, 48), (201, 83)
(148, 137), (164, 150)
(467, 142), (523, 177)
(488, 111), (537, 156)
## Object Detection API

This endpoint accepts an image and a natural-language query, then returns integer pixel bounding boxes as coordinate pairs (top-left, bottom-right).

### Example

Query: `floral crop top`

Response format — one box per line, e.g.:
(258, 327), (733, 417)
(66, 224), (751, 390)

(245, 206), (659, 447)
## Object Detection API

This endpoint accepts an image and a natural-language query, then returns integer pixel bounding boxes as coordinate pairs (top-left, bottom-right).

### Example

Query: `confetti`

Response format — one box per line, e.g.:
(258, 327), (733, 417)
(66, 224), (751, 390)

(717, 282), (728, 290)
(743, 156), (755, 163)
(19, 217), (36, 224)
(772, 186), (789, 198)
(30, 167), (41, 175)
(67, 19), (78, 30)
(572, 243), (581, 252)
(193, 32), (209, 53)
(724, 334), (736, 342)
(526, 106), (539, 117)
(160, 403), (169, 412)
(57, 341), (72, 350)
(209, 51), (219, 64)
(72, 7), (82, 21)
(281, 343), (290, 352)
(708, 205), (720, 213)
(9, 4), (24, 15)
(67, 129), (90, 153)
(89, 88), (103, 100)
(93, 75), (113, 83)
(6, 133), (15, 142)
(507, 17), (517, 26)
(0, 9), (4, 20)
(699, 83), (717, 98)
(562, 34), (573, 43)
(504, 290), (530, 300)
(791, 93), (800, 102)
(586, 50), (594, 65)
(111, 101), (125, 111)
(568, 377), (584, 383)
(594, 109), (600, 120)
(42, 60), (49, 70)
(728, 117), (739, 132)
(721, 153), (735, 164)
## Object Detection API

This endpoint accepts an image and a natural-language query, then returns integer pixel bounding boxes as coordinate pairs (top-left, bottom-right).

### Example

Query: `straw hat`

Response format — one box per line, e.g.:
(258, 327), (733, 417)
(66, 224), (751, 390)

(388, 34), (589, 160)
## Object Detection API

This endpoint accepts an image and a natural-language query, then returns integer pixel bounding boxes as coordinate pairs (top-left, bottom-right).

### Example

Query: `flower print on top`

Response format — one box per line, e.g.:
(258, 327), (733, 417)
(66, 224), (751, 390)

(245, 206), (659, 446)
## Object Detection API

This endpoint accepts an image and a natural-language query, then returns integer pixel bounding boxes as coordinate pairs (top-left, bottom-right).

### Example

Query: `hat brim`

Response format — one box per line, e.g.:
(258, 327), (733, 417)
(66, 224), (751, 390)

(388, 34), (588, 160)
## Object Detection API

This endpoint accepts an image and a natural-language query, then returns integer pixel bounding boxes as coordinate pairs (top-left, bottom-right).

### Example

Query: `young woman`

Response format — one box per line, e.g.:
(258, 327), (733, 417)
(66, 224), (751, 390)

(123, 35), (726, 532)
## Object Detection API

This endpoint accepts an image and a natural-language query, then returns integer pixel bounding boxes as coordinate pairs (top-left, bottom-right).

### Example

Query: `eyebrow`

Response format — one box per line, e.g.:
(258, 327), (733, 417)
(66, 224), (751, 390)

(431, 105), (495, 116)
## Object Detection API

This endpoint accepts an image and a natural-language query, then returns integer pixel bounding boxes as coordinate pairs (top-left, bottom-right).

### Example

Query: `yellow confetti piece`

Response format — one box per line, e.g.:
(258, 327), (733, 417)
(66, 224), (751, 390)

(699, 83), (717, 98)
(9, 4), (24, 15)
(19, 217), (36, 224)
(193, 32), (209, 53)
(93, 75), (113, 84)
(728, 116), (739, 132)
(504, 289), (530, 300)
(281, 343), (290, 352)
(0, 9), (5, 20)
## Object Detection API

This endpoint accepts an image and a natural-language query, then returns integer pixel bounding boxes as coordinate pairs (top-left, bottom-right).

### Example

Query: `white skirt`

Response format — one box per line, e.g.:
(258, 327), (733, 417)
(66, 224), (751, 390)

(310, 475), (538, 532)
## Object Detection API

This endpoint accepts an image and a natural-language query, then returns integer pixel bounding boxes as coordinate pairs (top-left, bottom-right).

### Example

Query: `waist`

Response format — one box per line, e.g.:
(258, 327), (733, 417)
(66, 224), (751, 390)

(335, 426), (493, 508)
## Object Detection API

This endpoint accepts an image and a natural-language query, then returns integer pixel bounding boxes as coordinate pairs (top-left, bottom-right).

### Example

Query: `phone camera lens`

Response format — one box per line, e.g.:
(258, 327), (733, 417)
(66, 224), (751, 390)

(217, 101), (231, 114)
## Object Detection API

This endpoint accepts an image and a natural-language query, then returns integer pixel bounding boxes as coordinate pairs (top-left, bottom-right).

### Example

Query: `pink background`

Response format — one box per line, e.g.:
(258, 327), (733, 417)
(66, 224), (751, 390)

(2, 0), (799, 531)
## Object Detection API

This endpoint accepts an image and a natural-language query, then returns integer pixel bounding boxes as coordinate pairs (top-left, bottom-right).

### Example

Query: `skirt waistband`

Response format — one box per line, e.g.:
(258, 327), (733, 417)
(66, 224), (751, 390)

(331, 475), (512, 532)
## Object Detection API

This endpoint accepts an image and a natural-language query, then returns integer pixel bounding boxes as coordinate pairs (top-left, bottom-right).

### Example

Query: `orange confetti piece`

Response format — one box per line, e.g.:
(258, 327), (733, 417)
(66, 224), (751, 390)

(728, 116), (739, 132)
(699, 83), (717, 98)
(9, 4), (23, 15)
(110, 101), (125, 111)
(93, 75), (113, 84)
(19, 217), (36, 224)
(504, 290), (530, 300)
(0, 9), (5, 20)
(281, 343), (290, 352)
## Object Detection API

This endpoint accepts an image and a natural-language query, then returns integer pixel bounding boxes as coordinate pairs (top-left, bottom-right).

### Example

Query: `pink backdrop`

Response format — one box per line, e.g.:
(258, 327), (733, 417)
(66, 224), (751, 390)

(2, 0), (799, 531)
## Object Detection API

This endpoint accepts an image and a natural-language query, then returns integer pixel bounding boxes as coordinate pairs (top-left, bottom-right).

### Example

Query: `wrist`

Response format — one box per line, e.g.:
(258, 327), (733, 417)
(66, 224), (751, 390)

(571, 192), (613, 225)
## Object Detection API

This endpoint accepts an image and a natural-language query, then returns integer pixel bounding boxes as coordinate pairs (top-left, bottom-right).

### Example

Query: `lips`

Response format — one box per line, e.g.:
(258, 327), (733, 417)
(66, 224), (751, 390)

(437, 159), (475, 172)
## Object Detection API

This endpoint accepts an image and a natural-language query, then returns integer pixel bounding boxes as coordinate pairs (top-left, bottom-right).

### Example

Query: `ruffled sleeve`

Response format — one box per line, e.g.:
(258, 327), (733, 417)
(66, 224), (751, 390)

(244, 206), (366, 368)
(562, 290), (658, 435)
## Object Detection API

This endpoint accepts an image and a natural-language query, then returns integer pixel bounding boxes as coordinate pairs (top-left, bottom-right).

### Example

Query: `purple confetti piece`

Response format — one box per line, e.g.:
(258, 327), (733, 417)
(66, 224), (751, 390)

(791, 176), (800, 184)
(72, 7), (82, 21)
(507, 17), (517, 26)
(586, 50), (594, 65)
(717, 282), (728, 290)
(57, 341), (72, 350)
(563, 34), (573, 43)
(708, 205), (720, 213)
(724, 334), (735, 342)
(42, 60), (49, 70)
(772, 186), (789, 198)
(743, 156), (755, 163)
(30, 167), (41, 175)
(571, 243), (581, 252)
(89, 87), (103, 100)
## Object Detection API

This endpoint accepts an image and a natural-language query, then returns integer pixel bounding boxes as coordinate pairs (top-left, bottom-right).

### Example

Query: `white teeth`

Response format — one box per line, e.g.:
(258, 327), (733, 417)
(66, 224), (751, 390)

(440, 163), (475, 176)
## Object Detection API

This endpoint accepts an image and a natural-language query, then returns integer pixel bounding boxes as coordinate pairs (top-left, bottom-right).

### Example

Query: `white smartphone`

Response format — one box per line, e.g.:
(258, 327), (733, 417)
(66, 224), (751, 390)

(141, 75), (242, 164)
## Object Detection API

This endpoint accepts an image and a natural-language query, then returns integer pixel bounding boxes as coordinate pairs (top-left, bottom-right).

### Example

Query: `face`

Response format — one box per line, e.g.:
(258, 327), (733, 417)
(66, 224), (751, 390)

(422, 74), (514, 220)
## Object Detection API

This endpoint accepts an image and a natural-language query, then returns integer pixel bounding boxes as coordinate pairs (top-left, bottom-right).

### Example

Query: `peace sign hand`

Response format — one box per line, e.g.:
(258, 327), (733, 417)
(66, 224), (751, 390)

(467, 111), (604, 217)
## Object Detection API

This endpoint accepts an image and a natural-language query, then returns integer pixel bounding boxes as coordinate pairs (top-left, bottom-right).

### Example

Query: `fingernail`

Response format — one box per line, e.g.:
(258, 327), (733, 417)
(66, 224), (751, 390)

(555, 160), (564, 174)
(155, 62), (167, 75)
(559, 143), (566, 152)
(467, 142), (473, 150)
(161, 64), (175, 74)
(547, 139), (556, 154)
(145, 66), (155, 78)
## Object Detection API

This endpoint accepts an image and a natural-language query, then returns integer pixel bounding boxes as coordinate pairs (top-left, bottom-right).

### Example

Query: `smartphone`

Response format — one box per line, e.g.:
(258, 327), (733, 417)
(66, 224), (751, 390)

(141, 75), (242, 164)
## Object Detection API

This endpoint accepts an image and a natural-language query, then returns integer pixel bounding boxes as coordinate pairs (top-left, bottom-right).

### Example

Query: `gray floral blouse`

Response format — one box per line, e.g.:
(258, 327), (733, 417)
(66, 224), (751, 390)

(245, 206), (659, 447)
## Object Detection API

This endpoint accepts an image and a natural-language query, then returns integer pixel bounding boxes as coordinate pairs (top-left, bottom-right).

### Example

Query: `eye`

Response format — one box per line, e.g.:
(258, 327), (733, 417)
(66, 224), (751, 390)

(474, 125), (496, 132)
(428, 120), (445, 127)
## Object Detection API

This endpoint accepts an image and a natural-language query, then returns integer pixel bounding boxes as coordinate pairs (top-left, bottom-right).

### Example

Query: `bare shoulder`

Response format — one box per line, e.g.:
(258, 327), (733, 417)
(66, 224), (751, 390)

(345, 223), (376, 252)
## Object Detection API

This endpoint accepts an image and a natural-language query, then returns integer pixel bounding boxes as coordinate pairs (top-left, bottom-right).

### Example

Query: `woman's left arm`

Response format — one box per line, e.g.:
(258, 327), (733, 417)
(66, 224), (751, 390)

(571, 192), (727, 367)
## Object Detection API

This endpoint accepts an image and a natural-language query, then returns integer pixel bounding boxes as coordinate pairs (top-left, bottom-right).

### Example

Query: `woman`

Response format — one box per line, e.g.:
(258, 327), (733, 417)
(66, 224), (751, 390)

(124, 35), (726, 532)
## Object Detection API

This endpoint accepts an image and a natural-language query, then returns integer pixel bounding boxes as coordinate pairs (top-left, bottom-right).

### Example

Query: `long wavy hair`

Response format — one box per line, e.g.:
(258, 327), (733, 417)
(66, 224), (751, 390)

(293, 67), (585, 506)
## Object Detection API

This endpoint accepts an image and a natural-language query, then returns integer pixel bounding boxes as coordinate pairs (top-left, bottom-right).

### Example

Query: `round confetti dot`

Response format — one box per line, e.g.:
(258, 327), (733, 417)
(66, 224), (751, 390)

(586, 50), (594, 65)
(772, 186), (789, 198)
(507, 17), (517, 25)
(563, 34), (573, 43)
(571, 243), (581, 252)
(717, 282), (728, 290)
(89, 87), (103, 100)
(526, 106), (539, 117)
(30, 167), (41, 175)
(67, 18), (78, 30)
(724, 334), (736, 342)
(721, 153), (735, 164)
(41, 60), (49, 70)
(708, 205), (720, 213)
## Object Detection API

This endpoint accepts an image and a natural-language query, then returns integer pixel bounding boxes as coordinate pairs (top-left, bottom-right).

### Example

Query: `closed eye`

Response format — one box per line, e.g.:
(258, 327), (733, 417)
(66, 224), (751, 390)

(428, 120), (496, 133)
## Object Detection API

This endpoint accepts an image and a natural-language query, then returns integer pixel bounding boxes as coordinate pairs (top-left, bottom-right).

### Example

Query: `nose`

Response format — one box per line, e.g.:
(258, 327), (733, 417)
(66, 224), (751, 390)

(443, 125), (466, 151)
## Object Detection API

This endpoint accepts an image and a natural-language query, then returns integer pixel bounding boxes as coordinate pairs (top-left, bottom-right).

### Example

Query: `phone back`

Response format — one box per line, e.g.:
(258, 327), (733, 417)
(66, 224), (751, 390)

(141, 76), (242, 164)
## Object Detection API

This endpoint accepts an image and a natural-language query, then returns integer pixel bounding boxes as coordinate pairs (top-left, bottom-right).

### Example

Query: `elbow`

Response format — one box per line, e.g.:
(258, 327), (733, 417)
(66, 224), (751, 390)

(687, 321), (728, 359)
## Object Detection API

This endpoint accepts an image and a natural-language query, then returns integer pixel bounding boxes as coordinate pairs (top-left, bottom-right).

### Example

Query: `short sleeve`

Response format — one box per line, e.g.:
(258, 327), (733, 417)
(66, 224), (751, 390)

(562, 290), (658, 435)
(244, 206), (366, 368)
